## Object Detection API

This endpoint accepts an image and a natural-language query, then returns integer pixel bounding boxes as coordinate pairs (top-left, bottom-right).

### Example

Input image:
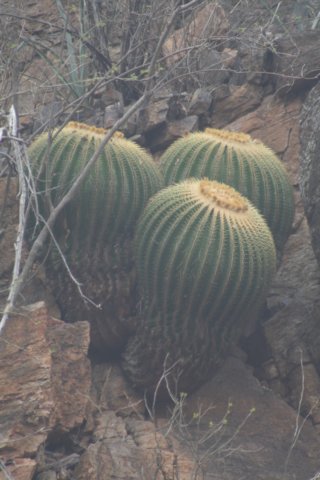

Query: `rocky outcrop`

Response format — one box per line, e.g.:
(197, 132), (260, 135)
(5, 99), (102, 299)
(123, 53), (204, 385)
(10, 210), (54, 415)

(73, 364), (196, 480)
(300, 82), (320, 267)
(185, 355), (320, 480)
(220, 83), (320, 428)
(0, 303), (90, 480)
(274, 31), (320, 95)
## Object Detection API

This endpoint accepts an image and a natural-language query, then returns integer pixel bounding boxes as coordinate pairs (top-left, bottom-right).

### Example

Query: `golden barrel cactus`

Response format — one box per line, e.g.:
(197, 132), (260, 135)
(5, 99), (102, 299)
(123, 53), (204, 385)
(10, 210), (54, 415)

(160, 128), (294, 253)
(28, 121), (164, 353)
(122, 179), (276, 393)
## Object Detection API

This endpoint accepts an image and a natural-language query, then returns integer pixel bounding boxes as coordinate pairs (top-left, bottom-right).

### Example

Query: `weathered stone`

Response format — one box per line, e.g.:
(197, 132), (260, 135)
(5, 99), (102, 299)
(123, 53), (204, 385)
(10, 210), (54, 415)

(184, 356), (320, 480)
(103, 102), (124, 128)
(300, 82), (320, 267)
(287, 363), (320, 425)
(90, 364), (144, 417)
(188, 88), (213, 115)
(123, 93), (172, 137)
(221, 48), (239, 69)
(197, 48), (230, 86)
(145, 115), (199, 152)
(224, 94), (302, 185)
(35, 471), (57, 480)
(75, 366), (197, 480)
(274, 31), (320, 95)
(93, 85), (123, 107)
(138, 96), (169, 132)
(46, 316), (91, 430)
(210, 83), (264, 127)
(0, 302), (90, 480)
(163, 3), (229, 66)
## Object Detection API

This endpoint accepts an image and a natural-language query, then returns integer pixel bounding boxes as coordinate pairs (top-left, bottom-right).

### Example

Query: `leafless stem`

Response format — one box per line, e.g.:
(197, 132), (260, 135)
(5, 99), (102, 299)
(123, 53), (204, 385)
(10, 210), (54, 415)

(0, 460), (15, 480)
(0, 106), (27, 334)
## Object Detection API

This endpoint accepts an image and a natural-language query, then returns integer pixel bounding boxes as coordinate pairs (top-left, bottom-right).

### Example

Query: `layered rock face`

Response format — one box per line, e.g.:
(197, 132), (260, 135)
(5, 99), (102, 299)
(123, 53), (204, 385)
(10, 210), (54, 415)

(300, 82), (320, 268)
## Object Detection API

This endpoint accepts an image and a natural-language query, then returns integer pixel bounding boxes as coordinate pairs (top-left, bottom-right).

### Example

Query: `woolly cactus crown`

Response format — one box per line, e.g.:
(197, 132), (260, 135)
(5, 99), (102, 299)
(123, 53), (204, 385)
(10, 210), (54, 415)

(160, 128), (294, 252)
(28, 121), (163, 250)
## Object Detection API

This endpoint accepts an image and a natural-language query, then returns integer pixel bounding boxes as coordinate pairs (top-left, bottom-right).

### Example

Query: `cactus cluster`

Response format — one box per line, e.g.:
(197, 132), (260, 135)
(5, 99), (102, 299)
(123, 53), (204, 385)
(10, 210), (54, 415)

(28, 121), (163, 352)
(28, 121), (291, 393)
(122, 179), (277, 393)
(159, 128), (294, 252)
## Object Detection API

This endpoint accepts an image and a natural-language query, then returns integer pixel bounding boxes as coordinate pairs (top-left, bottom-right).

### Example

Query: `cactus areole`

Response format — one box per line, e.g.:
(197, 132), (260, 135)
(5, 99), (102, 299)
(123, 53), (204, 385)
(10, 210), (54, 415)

(28, 121), (163, 253)
(135, 179), (277, 346)
(160, 128), (294, 252)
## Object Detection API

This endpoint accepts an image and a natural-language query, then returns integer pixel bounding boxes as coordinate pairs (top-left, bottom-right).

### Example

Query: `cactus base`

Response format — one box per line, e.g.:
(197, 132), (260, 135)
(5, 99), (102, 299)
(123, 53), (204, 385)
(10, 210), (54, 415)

(46, 237), (138, 354)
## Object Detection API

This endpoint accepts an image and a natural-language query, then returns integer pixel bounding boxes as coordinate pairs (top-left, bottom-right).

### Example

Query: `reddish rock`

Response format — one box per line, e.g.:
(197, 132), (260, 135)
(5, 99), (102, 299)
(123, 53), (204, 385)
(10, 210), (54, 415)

(185, 356), (320, 480)
(76, 363), (194, 480)
(211, 84), (264, 128)
(163, 3), (229, 66)
(225, 94), (302, 185)
(0, 302), (90, 480)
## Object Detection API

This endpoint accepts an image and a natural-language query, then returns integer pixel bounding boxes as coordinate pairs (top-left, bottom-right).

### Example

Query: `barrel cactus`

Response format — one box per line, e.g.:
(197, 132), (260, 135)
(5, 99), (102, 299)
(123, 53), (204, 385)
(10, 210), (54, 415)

(122, 179), (277, 393)
(28, 121), (164, 352)
(159, 128), (294, 253)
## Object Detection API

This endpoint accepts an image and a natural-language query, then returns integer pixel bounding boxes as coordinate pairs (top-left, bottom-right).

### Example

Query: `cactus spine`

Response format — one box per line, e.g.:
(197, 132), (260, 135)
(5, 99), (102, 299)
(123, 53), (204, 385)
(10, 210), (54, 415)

(28, 121), (164, 352)
(159, 128), (294, 252)
(122, 179), (276, 393)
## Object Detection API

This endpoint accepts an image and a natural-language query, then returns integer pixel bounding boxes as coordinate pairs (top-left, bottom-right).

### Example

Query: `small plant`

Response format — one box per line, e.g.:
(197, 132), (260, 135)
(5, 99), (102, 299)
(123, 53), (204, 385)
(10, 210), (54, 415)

(28, 121), (164, 352)
(122, 179), (276, 393)
(160, 128), (294, 253)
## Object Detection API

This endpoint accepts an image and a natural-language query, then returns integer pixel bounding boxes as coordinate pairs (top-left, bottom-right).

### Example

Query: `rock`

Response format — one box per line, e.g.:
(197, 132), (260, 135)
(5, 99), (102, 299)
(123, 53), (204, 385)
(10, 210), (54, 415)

(0, 302), (90, 480)
(46, 316), (91, 430)
(224, 90), (320, 427)
(264, 299), (320, 426)
(221, 48), (239, 70)
(188, 88), (213, 115)
(33, 101), (64, 132)
(210, 83), (264, 127)
(145, 115), (199, 152)
(163, 3), (229, 66)
(93, 85), (123, 107)
(123, 92), (172, 137)
(89, 363), (145, 417)
(75, 363), (194, 480)
(225, 94), (302, 185)
(300, 81), (320, 267)
(138, 96), (170, 132)
(197, 48), (230, 86)
(184, 356), (320, 480)
(103, 101), (124, 128)
(274, 31), (320, 95)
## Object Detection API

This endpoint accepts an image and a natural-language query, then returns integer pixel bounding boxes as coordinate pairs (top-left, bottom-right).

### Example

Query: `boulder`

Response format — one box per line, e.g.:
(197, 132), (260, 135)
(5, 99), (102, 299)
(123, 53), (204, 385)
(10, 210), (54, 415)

(75, 364), (194, 480)
(184, 356), (320, 480)
(145, 115), (199, 152)
(223, 94), (302, 185)
(0, 302), (90, 480)
(188, 88), (213, 116)
(210, 83), (264, 127)
(163, 3), (229, 66)
(223, 91), (320, 429)
(274, 31), (320, 95)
